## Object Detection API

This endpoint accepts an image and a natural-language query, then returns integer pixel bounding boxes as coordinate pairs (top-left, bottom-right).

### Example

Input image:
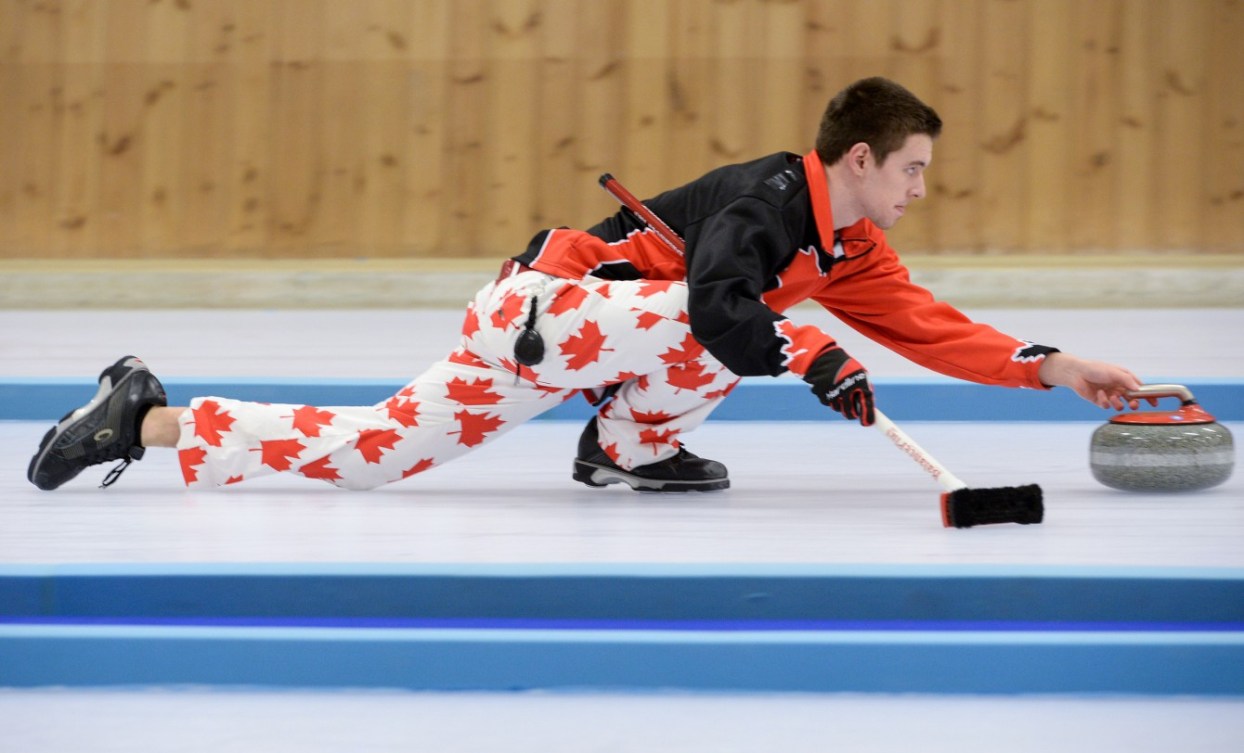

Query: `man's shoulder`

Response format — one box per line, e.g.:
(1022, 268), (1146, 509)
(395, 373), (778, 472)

(696, 152), (810, 211)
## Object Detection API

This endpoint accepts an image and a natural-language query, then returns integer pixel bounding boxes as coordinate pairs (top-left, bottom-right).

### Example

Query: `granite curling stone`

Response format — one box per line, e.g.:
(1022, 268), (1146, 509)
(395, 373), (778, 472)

(1090, 384), (1234, 492)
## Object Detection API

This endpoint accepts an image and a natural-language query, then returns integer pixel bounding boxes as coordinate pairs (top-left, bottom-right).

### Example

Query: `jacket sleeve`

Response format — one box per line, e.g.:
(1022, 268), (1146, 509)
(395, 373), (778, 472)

(812, 237), (1053, 389)
(683, 198), (835, 377)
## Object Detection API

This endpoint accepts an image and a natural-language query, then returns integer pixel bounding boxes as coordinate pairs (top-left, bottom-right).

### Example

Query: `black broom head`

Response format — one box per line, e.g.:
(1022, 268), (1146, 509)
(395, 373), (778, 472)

(941, 484), (1044, 528)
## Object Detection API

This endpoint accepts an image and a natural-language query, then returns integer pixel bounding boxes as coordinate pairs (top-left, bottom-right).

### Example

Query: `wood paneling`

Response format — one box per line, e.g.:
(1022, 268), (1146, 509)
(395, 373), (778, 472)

(0, 0), (1240, 260)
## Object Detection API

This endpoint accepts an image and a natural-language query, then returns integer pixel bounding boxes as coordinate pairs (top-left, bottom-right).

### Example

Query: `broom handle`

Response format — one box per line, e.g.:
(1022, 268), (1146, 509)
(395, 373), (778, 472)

(600, 173), (971, 494)
(872, 409), (967, 493)
(599, 173), (685, 254)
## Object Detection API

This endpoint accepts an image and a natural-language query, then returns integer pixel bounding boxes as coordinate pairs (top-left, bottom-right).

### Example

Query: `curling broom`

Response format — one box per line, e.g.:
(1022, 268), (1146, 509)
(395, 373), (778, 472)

(598, 172), (1044, 528)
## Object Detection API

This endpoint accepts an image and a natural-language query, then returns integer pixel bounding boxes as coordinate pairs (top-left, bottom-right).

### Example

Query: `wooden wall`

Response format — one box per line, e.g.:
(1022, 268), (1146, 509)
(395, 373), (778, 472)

(0, 0), (1241, 260)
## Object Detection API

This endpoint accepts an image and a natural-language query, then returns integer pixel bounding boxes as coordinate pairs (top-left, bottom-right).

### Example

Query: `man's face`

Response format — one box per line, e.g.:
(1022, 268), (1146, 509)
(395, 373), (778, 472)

(859, 134), (932, 229)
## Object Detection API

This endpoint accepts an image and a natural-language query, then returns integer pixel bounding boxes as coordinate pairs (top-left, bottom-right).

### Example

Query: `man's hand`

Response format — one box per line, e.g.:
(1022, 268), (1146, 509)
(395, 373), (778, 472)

(1037, 352), (1144, 410)
(804, 346), (875, 426)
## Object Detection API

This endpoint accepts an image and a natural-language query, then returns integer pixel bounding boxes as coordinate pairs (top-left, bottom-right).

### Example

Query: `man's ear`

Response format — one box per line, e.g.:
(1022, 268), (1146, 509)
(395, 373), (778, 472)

(846, 142), (872, 175)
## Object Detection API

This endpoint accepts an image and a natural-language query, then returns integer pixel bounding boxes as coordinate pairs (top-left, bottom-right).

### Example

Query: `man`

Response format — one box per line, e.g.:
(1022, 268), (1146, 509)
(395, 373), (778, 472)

(29, 77), (1141, 493)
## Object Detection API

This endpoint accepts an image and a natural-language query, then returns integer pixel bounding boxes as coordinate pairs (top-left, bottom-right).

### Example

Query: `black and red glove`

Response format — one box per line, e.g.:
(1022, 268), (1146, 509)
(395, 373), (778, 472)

(803, 346), (875, 427)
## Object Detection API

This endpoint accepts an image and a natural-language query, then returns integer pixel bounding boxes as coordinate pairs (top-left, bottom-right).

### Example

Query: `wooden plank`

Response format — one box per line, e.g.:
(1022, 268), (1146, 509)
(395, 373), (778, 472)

(1024, 0), (1072, 252)
(481, 0), (541, 256)
(266, 0), (327, 254)
(1200, 0), (1243, 253)
(919, 0), (981, 253)
(224, 0), (275, 255)
(886, 0), (942, 248)
(404, 0), (451, 255)
(573, 0), (626, 221)
(706, 0), (755, 175)
(1152, 0), (1208, 249)
(137, 0), (190, 256)
(354, 0), (419, 257)
(176, 0), (235, 256)
(532, 0), (585, 231)
(1066, 0), (1122, 251)
(976, 0), (1030, 254)
(93, 0), (148, 256)
(442, 0), (489, 255)
(756, 0), (807, 155)
(315, 2), (368, 256)
(619, 0), (672, 197)
(9, 0), (62, 255)
(663, 0), (712, 190)
(1115, 0), (1158, 250)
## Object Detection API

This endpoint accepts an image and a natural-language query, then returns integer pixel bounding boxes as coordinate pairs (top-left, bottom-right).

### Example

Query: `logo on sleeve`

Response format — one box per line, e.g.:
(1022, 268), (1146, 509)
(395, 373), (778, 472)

(764, 169), (800, 192)
(1012, 341), (1057, 363)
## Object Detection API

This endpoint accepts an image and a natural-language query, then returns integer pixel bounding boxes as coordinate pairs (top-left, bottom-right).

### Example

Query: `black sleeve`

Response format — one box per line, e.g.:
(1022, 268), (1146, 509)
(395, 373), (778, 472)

(684, 198), (795, 377)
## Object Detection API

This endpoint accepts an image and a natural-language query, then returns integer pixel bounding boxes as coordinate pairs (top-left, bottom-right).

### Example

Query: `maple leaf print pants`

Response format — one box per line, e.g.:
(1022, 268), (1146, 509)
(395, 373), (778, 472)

(176, 268), (740, 489)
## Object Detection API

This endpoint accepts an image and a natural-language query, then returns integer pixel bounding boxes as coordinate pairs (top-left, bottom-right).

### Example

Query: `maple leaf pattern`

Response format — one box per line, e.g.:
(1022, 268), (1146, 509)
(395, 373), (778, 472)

(559, 319), (613, 371)
(490, 291), (527, 330)
(638, 427), (680, 454)
(385, 396), (421, 428)
(610, 370), (641, 385)
(299, 456), (342, 482)
(258, 439), (306, 471)
(635, 280), (675, 298)
(448, 348), (489, 369)
(401, 457), (436, 479)
(290, 405), (335, 437)
(497, 356), (540, 384)
(763, 246), (828, 310)
(658, 332), (706, 365)
(633, 311), (666, 331)
(630, 408), (674, 424)
(445, 376), (504, 405)
(703, 383), (738, 401)
(546, 284), (588, 316)
(773, 319), (831, 374)
(190, 400), (235, 447)
(602, 441), (621, 464)
(460, 305), (481, 338)
(451, 410), (505, 447)
(225, 475), (244, 485)
(356, 428), (402, 464)
(178, 447), (208, 484)
(666, 361), (716, 393)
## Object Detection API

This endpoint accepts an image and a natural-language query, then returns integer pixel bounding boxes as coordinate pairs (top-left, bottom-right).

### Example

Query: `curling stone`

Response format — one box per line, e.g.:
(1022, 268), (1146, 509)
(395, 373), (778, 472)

(1090, 384), (1234, 492)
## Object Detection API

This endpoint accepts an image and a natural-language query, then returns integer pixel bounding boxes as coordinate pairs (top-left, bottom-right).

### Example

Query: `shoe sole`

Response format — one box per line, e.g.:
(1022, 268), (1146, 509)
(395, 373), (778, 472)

(572, 460), (730, 493)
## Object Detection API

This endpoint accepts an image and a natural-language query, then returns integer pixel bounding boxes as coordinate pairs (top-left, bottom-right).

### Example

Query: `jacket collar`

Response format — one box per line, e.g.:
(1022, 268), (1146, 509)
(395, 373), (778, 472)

(801, 150), (836, 250)
(802, 150), (877, 257)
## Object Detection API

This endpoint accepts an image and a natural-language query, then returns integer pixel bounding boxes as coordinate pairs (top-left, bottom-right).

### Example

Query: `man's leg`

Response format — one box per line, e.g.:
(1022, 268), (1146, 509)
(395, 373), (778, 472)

(30, 272), (576, 491)
(481, 274), (739, 491)
(173, 346), (574, 490)
(594, 352), (740, 469)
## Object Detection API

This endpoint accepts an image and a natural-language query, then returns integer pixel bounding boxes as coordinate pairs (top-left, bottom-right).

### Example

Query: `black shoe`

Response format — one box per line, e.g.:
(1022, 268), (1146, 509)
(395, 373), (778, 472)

(572, 416), (729, 492)
(27, 356), (168, 491)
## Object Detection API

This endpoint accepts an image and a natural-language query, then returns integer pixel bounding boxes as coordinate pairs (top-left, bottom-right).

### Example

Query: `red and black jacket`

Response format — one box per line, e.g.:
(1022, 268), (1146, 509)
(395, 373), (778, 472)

(512, 151), (1054, 388)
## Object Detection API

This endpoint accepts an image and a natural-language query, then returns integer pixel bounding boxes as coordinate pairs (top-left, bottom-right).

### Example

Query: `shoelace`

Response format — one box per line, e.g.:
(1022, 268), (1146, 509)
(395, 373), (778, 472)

(99, 458), (132, 488)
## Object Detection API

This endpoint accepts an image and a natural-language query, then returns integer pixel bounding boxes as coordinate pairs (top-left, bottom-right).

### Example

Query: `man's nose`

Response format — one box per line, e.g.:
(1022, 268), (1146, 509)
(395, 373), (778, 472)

(911, 175), (926, 200)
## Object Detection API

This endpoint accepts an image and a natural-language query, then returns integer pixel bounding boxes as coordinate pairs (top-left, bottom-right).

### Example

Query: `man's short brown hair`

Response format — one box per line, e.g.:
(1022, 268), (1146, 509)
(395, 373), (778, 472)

(815, 77), (942, 166)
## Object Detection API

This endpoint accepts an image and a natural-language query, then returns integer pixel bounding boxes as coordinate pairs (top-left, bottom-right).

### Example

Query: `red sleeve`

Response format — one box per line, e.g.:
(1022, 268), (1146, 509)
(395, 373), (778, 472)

(812, 228), (1052, 390)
